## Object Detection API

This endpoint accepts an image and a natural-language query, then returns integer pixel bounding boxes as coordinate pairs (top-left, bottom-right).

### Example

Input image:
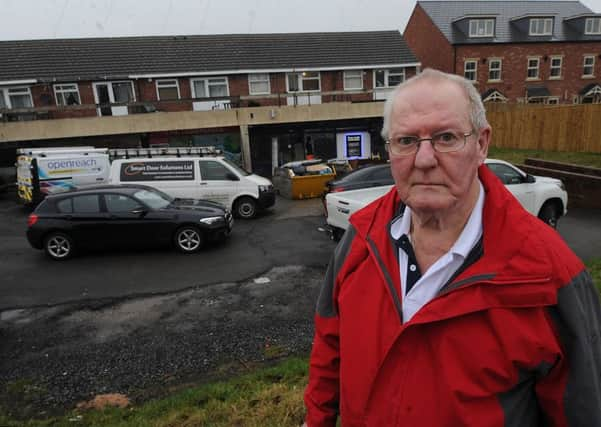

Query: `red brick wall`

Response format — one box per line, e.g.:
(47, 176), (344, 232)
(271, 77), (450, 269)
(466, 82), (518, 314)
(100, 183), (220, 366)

(456, 42), (601, 103)
(404, 4), (454, 72)
(24, 67), (418, 115)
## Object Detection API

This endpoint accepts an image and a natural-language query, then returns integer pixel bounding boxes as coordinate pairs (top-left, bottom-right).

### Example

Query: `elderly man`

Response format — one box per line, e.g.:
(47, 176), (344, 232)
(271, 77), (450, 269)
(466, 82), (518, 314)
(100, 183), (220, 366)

(304, 69), (601, 426)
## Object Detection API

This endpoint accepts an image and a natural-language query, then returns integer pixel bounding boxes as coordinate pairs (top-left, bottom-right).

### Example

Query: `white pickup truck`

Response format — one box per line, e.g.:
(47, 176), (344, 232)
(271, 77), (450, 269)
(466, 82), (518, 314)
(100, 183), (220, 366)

(324, 159), (568, 240)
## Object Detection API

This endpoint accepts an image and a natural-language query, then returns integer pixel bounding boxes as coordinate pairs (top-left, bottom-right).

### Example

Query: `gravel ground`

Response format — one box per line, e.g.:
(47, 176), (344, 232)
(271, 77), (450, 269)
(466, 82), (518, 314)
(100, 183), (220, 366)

(0, 264), (326, 418)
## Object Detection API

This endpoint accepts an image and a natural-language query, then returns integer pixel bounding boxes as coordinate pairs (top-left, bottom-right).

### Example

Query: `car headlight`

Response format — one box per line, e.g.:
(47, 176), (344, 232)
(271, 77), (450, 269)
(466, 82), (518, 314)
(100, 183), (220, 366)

(200, 216), (224, 225)
(259, 185), (273, 192)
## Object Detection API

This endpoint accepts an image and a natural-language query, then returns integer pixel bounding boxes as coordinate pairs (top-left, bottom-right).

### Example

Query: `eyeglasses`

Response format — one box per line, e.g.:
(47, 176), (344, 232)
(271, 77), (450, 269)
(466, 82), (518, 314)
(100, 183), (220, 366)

(385, 130), (474, 156)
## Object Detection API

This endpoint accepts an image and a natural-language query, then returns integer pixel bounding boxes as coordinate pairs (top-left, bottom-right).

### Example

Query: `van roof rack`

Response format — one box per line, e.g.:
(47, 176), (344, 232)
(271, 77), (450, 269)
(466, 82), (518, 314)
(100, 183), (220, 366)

(108, 146), (222, 160)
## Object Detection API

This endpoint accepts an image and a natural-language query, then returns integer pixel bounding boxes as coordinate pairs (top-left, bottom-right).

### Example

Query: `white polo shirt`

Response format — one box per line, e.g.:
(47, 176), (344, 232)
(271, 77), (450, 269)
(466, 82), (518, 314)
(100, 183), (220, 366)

(390, 181), (484, 323)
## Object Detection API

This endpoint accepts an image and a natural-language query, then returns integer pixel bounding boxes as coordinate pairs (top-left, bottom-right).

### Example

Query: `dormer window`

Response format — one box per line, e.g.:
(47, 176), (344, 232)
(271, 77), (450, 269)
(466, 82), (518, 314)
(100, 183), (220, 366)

(585, 17), (601, 35)
(529, 18), (553, 36)
(469, 19), (495, 37)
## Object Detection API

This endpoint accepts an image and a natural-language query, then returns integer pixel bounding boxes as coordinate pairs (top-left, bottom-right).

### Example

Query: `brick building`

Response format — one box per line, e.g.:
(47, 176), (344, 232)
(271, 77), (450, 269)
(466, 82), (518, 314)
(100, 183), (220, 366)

(404, 0), (601, 104)
(0, 31), (419, 175)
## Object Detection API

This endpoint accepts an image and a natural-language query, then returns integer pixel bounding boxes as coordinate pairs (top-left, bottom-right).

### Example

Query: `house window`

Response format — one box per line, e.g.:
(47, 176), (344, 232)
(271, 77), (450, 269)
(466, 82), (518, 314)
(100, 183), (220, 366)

(583, 55), (595, 77)
(547, 97), (560, 104)
(529, 18), (553, 36)
(343, 70), (363, 90)
(374, 69), (405, 88)
(286, 72), (321, 92)
(248, 73), (270, 95)
(488, 59), (502, 81)
(464, 60), (477, 81)
(156, 79), (180, 100)
(469, 19), (495, 37)
(53, 84), (80, 106)
(549, 56), (562, 79)
(527, 58), (540, 79)
(93, 81), (135, 105)
(0, 87), (34, 109)
(585, 17), (601, 35)
(191, 77), (229, 98)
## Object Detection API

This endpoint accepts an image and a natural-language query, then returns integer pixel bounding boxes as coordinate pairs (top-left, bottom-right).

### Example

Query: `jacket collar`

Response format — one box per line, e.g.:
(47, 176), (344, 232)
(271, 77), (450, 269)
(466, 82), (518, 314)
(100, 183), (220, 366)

(349, 164), (556, 284)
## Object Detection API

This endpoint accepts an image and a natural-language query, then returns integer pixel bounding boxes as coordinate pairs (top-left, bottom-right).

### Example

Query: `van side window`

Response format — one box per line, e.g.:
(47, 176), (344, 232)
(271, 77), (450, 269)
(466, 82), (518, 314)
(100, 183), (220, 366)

(199, 160), (236, 180)
(105, 194), (141, 212)
(72, 195), (101, 213)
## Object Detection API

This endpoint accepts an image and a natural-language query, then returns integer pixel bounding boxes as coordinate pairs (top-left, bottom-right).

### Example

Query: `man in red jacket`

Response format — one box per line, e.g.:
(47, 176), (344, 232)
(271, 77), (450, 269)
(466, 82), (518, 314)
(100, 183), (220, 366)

(304, 68), (601, 426)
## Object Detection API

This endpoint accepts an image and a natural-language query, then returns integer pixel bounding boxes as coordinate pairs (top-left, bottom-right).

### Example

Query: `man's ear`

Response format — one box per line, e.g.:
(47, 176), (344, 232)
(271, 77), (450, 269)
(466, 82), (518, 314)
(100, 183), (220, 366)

(476, 126), (491, 165)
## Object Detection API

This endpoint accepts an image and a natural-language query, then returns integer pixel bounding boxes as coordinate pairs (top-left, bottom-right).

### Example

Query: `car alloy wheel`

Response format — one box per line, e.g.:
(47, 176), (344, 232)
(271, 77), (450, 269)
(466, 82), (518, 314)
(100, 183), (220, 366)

(234, 197), (257, 219)
(175, 226), (204, 253)
(44, 232), (74, 260)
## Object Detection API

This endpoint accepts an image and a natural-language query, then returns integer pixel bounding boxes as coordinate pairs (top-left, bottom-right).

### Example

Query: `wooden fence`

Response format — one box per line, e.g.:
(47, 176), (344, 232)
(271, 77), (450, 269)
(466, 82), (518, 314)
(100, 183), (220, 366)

(485, 103), (601, 153)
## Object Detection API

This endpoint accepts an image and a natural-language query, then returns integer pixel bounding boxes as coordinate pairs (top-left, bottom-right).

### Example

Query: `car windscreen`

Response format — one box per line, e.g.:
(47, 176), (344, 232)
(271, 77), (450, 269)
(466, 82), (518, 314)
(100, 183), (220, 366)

(221, 158), (250, 176)
(133, 188), (173, 209)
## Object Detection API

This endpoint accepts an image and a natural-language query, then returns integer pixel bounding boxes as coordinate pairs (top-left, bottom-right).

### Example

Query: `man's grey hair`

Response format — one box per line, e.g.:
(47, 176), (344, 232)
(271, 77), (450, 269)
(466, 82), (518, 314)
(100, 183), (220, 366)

(381, 68), (489, 141)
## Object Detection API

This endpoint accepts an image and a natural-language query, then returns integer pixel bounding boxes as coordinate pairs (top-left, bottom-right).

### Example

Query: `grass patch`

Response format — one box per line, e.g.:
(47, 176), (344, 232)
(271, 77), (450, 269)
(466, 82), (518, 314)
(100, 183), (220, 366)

(488, 147), (601, 169)
(0, 357), (310, 427)
(586, 258), (601, 294)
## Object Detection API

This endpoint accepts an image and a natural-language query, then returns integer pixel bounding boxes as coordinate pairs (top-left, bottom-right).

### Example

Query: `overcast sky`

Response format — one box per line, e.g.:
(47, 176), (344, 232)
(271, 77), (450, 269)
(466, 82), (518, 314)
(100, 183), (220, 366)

(2, 0), (601, 41)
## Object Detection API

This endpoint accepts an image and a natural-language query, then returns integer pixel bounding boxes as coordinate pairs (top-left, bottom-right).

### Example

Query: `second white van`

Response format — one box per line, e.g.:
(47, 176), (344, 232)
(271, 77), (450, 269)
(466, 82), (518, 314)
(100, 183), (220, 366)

(109, 156), (275, 219)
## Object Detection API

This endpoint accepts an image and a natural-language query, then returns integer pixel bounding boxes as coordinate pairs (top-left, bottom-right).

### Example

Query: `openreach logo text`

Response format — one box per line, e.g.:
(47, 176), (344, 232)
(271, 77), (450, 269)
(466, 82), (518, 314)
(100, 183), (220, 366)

(47, 159), (98, 169)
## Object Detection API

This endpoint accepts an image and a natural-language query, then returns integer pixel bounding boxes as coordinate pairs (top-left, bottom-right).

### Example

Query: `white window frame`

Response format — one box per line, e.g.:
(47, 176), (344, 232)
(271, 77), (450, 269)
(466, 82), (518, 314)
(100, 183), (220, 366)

(92, 81), (136, 104)
(0, 86), (34, 109)
(488, 58), (502, 82)
(583, 55), (596, 77)
(549, 56), (563, 79)
(343, 70), (363, 90)
(527, 57), (541, 80)
(529, 18), (553, 36)
(53, 83), (80, 106)
(547, 97), (560, 104)
(464, 60), (477, 82)
(469, 19), (495, 37)
(373, 69), (406, 88)
(190, 77), (230, 98)
(155, 79), (180, 101)
(585, 17), (601, 35)
(248, 73), (271, 95)
(286, 72), (321, 93)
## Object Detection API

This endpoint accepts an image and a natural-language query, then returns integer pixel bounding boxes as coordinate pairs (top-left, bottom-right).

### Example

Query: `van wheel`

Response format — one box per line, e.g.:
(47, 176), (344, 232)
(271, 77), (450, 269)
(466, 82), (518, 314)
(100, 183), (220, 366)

(174, 226), (204, 253)
(538, 201), (560, 229)
(234, 197), (257, 219)
(44, 231), (74, 260)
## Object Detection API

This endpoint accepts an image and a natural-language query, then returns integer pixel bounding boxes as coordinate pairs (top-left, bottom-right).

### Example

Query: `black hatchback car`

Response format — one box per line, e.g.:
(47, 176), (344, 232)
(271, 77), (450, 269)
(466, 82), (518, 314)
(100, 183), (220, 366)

(26, 184), (233, 260)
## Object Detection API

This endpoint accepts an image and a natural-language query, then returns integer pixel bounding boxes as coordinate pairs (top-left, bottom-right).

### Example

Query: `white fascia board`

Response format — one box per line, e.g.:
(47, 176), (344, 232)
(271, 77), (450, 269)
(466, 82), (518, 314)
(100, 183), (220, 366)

(510, 13), (557, 22)
(451, 14), (498, 23)
(564, 13), (601, 21)
(0, 79), (37, 86)
(129, 63), (421, 79)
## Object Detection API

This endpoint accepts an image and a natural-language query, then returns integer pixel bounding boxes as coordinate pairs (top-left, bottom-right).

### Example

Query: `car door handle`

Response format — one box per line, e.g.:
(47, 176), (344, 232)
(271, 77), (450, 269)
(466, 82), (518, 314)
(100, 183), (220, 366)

(200, 182), (208, 185)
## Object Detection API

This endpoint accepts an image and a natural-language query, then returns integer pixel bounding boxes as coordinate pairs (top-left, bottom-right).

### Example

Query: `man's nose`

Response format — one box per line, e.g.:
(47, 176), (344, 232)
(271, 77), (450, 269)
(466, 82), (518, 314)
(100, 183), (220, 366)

(413, 139), (438, 168)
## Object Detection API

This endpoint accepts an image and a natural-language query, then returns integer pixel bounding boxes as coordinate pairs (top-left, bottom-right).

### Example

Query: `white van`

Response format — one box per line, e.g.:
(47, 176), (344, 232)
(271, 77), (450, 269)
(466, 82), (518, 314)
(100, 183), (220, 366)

(109, 156), (275, 218)
(17, 147), (110, 206)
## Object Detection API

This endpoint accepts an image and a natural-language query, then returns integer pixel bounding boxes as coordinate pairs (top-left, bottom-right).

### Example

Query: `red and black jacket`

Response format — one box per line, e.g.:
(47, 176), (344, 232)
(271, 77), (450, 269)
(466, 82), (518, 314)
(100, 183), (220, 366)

(305, 165), (601, 426)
